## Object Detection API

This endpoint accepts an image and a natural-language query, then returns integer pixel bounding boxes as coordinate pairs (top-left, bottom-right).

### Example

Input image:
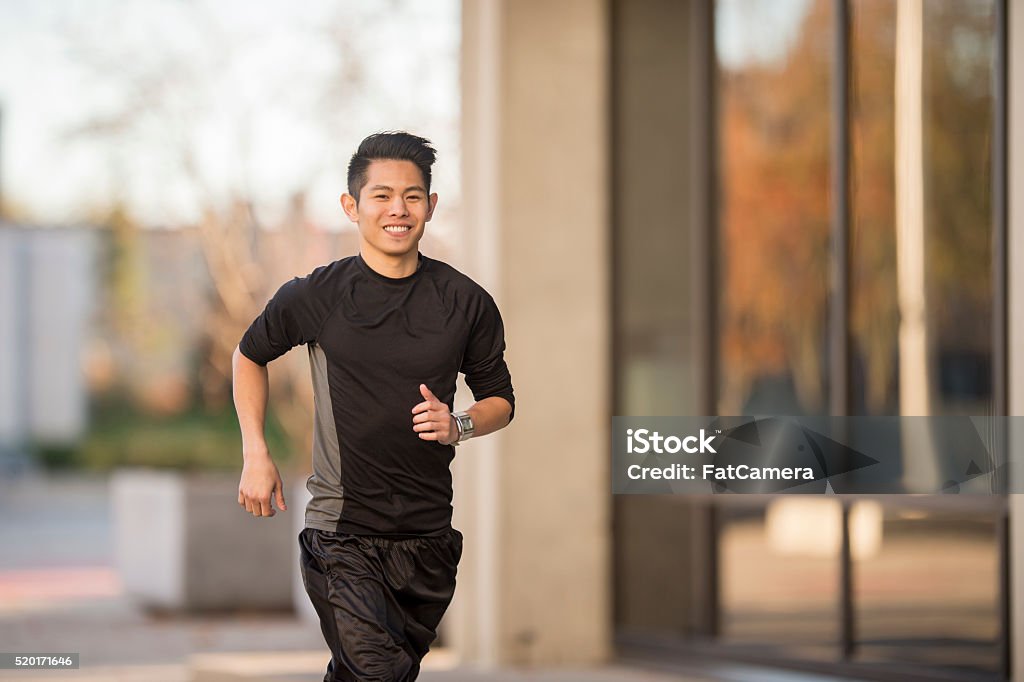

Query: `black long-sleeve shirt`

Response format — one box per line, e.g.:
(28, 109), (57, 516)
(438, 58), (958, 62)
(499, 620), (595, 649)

(239, 252), (514, 536)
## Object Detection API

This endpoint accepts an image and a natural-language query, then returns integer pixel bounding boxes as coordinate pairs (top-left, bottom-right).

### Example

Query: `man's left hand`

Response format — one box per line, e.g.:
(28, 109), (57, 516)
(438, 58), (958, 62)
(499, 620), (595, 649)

(412, 384), (456, 445)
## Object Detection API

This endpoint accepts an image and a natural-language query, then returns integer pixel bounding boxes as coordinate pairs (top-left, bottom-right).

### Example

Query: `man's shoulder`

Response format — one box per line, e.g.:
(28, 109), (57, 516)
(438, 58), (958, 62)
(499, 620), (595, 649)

(282, 256), (358, 293)
(306, 256), (358, 283)
(265, 257), (357, 308)
(422, 255), (495, 300)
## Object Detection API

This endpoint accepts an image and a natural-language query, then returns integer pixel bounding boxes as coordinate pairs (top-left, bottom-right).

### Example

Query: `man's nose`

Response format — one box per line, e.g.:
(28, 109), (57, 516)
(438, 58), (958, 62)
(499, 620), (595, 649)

(388, 196), (409, 216)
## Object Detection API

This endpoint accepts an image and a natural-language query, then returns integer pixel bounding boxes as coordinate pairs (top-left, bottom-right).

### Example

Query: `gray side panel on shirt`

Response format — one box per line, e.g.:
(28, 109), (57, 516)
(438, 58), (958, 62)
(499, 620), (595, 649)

(304, 343), (344, 530)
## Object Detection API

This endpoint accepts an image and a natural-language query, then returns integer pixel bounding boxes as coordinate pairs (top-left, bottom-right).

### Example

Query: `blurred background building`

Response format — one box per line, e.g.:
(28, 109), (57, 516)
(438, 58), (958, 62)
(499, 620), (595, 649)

(458, 1), (1022, 680)
(1, 0), (1023, 680)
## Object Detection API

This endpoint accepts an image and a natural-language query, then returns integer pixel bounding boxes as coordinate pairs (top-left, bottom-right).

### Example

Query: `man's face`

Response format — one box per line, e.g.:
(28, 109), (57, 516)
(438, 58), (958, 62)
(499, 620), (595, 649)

(341, 159), (437, 262)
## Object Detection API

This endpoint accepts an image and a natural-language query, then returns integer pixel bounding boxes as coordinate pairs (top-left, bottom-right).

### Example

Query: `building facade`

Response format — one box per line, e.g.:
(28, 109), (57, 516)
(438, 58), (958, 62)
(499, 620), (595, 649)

(454, 1), (1022, 680)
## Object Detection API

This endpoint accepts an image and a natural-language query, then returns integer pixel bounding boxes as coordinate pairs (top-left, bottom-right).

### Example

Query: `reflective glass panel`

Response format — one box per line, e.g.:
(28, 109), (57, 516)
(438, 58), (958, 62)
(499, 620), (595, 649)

(850, 0), (995, 417)
(719, 499), (840, 657)
(852, 501), (1001, 674)
(716, 0), (833, 415)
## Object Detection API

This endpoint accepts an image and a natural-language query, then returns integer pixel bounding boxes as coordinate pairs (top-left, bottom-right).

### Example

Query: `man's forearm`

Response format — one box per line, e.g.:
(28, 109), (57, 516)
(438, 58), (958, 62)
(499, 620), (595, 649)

(232, 345), (271, 459)
(464, 396), (513, 439)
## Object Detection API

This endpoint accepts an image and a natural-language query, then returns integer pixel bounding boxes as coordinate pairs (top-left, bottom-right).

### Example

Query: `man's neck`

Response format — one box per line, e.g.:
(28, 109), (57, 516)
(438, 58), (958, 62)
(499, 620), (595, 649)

(359, 248), (420, 279)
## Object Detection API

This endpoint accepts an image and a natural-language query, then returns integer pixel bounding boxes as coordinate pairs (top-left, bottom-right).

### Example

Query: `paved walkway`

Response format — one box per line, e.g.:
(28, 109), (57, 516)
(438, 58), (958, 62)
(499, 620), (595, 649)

(0, 473), (860, 682)
(0, 652), (852, 682)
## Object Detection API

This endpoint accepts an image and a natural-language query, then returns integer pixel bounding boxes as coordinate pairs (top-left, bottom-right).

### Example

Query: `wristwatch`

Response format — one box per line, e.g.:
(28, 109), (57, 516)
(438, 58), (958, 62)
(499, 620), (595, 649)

(451, 410), (475, 446)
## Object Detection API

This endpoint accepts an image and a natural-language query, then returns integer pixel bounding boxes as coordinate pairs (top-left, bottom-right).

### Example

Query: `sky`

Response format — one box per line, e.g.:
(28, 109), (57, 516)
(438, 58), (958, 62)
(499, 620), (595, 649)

(0, 0), (809, 229)
(0, 0), (460, 228)
(716, 0), (812, 70)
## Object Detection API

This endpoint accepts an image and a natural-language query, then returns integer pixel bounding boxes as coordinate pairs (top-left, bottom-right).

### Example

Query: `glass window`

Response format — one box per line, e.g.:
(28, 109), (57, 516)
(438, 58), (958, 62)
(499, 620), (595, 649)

(853, 501), (1001, 674)
(613, 0), (1004, 677)
(719, 498), (841, 658)
(611, 0), (702, 638)
(713, 0), (1002, 675)
(614, 0), (697, 418)
(850, 0), (996, 417)
(716, 0), (833, 415)
(848, 2), (1000, 675)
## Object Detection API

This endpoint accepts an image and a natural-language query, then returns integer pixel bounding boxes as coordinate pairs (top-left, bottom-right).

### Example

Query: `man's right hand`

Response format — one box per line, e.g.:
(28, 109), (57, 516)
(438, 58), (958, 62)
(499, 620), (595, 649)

(238, 449), (288, 518)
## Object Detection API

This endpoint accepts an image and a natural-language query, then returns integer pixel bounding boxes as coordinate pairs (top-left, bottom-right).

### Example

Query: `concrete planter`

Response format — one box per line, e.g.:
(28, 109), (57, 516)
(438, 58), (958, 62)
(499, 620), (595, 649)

(111, 469), (295, 612)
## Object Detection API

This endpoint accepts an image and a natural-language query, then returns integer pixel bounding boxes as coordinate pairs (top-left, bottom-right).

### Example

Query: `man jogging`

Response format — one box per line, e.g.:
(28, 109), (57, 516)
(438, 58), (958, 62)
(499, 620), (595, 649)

(231, 131), (515, 681)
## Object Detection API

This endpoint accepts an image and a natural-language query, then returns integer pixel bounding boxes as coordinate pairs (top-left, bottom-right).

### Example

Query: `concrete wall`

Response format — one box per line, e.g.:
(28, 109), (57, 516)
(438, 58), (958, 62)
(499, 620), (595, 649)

(457, 0), (612, 667)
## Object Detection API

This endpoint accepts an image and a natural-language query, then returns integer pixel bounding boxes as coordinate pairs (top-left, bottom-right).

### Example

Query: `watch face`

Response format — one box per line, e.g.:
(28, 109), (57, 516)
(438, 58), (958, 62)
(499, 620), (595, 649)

(456, 412), (474, 435)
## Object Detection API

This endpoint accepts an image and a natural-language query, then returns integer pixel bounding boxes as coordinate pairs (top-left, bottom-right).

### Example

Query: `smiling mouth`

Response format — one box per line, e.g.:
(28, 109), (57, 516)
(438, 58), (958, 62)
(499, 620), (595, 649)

(383, 225), (411, 233)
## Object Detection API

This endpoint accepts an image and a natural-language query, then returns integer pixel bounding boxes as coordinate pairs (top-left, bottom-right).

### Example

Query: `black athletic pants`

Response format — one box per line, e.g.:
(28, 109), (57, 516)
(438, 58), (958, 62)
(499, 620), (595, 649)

(298, 527), (463, 682)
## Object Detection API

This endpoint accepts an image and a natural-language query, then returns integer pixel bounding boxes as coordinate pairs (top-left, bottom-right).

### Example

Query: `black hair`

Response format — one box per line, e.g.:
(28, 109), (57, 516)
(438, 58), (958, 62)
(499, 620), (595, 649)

(347, 131), (437, 201)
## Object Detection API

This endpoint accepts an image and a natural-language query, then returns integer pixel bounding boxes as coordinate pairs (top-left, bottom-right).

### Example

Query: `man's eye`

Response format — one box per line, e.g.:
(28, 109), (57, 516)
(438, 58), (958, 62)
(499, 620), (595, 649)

(408, 196), (421, 201)
(374, 194), (388, 200)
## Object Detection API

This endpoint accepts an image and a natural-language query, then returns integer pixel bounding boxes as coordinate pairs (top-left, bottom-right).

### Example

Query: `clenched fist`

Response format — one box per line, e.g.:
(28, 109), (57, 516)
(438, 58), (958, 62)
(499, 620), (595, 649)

(238, 450), (288, 518)
(411, 384), (456, 445)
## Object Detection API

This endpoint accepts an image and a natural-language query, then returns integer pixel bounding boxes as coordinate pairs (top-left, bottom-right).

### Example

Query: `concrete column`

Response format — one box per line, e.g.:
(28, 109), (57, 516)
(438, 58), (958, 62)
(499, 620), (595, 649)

(1009, 2), (1024, 679)
(457, 0), (611, 667)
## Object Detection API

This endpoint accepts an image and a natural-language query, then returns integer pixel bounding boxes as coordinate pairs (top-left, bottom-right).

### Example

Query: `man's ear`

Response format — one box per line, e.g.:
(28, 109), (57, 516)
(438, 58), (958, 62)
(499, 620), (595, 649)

(340, 193), (359, 223)
(426, 193), (439, 222)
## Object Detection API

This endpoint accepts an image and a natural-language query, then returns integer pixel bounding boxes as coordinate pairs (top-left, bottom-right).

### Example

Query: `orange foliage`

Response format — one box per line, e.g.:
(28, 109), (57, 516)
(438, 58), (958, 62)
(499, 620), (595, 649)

(718, 0), (993, 415)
